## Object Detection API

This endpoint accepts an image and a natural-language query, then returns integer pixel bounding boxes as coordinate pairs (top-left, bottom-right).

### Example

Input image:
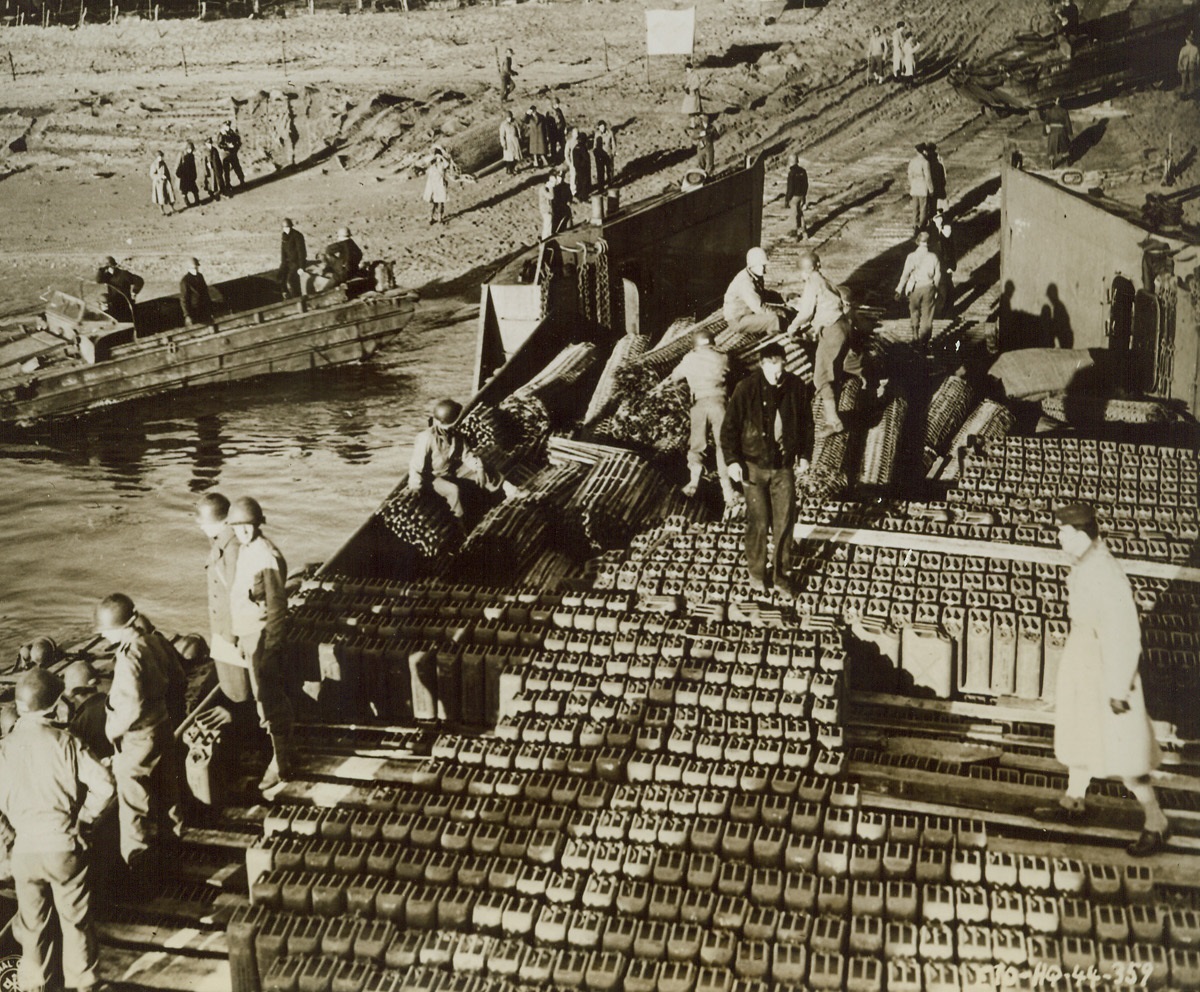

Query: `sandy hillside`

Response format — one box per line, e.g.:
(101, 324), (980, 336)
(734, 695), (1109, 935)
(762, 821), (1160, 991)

(0, 0), (1194, 321)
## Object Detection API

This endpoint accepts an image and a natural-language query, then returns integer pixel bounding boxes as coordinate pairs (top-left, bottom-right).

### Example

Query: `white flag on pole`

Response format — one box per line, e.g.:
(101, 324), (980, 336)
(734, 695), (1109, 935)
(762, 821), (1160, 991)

(645, 8), (695, 56)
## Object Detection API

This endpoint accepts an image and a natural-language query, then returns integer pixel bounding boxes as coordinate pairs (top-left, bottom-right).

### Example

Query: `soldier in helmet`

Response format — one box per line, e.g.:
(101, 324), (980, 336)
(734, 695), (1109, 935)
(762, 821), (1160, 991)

(723, 247), (784, 339)
(14, 636), (60, 673)
(58, 660), (112, 761)
(0, 668), (114, 992)
(96, 593), (186, 875)
(196, 493), (251, 710)
(226, 497), (293, 793)
(407, 399), (515, 520)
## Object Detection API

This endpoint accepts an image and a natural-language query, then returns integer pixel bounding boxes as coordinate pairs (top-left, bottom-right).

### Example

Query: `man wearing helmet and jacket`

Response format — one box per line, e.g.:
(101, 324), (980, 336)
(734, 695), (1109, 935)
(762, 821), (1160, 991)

(723, 247), (783, 339)
(0, 668), (115, 992)
(96, 593), (186, 874)
(226, 497), (293, 793)
(408, 399), (516, 520)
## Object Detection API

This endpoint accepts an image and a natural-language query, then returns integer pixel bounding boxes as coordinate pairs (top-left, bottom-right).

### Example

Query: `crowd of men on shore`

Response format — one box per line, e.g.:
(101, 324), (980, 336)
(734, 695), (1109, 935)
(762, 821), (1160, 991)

(149, 120), (245, 216)
(0, 492), (292, 992)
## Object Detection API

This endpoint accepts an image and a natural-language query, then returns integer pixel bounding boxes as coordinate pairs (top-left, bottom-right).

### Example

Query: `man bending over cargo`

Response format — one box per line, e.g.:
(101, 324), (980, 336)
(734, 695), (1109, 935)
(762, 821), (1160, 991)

(723, 247), (785, 340)
(408, 400), (517, 521)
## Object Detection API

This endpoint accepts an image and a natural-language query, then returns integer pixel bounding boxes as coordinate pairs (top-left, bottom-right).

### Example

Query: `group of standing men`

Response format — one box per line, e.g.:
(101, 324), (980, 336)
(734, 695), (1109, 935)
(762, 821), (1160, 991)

(898, 142), (954, 344)
(866, 22), (920, 85)
(149, 120), (245, 215)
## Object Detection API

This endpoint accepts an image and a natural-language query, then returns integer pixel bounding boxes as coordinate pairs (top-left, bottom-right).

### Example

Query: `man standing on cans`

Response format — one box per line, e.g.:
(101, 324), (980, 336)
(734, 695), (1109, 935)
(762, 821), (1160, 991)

(721, 343), (811, 598)
(1035, 503), (1169, 857)
(96, 594), (185, 876)
(0, 668), (114, 992)
(227, 497), (294, 793)
(668, 329), (735, 506)
(196, 493), (251, 711)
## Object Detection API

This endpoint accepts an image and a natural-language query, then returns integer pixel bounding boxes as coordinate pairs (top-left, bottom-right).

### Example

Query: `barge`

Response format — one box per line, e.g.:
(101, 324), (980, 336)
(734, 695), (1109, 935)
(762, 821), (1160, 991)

(949, 0), (1199, 113)
(9, 152), (1200, 992)
(0, 270), (417, 426)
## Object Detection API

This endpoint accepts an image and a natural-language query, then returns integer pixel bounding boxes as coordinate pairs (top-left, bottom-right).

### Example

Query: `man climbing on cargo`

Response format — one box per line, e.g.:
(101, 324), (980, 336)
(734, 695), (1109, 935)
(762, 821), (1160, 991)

(894, 231), (942, 347)
(668, 329), (736, 507)
(226, 497), (295, 794)
(407, 399), (518, 522)
(723, 247), (784, 340)
(0, 667), (114, 992)
(1035, 504), (1169, 858)
(96, 593), (186, 882)
(721, 343), (811, 599)
(787, 250), (864, 438)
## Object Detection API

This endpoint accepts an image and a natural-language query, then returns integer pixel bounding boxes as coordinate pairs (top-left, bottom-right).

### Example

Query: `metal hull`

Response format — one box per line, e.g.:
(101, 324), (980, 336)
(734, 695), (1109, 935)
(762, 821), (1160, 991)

(0, 290), (417, 425)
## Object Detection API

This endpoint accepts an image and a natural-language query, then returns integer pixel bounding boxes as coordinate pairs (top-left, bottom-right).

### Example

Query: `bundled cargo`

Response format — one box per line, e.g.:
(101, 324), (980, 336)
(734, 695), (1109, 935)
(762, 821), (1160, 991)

(583, 333), (649, 425)
(378, 487), (461, 560)
(518, 341), (598, 398)
(457, 393), (552, 476)
(942, 399), (1017, 480)
(925, 375), (975, 454)
(1040, 393), (1173, 427)
(626, 314), (715, 377)
(456, 497), (556, 585)
(798, 376), (861, 501)
(519, 459), (589, 505)
(859, 394), (909, 487)
(566, 450), (676, 550)
(596, 367), (690, 453)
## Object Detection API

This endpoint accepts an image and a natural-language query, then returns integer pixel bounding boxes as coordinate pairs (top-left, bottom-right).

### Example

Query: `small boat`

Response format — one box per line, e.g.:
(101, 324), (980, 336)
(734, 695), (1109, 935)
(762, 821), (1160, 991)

(950, 0), (1198, 113)
(0, 269), (418, 426)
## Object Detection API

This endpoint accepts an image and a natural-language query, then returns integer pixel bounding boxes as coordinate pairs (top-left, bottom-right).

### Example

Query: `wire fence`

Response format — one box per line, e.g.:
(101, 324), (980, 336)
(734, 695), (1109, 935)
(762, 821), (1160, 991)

(1, 0), (421, 27)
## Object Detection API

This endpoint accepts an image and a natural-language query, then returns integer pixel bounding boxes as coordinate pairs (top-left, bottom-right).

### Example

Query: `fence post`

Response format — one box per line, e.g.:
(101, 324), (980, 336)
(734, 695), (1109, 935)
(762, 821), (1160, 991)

(7, 52), (15, 83)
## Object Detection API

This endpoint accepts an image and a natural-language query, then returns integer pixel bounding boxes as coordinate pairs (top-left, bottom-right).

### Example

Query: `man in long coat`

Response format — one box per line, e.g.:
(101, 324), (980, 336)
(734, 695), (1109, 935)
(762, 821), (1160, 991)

(1044, 98), (1072, 167)
(499, 111), (523, 176)
(278, 218), (307, 298)
(1036, 503), (1169, 857)
(526, 107), (548, 168)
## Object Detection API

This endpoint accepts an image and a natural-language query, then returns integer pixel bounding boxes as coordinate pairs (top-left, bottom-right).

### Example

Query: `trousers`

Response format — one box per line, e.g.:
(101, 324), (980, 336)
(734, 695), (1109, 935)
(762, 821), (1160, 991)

(113, 723), (183, 864)
(908, 284), (936, 343)
(813, 317), (864, 398)
(911, 194), (930, 232)
(13, 849), (98, 991)
(688, 396), (731, 485)
(727, 310), (779, 340)
(242, 628), (295, 743)
(743, 463), (796, 585)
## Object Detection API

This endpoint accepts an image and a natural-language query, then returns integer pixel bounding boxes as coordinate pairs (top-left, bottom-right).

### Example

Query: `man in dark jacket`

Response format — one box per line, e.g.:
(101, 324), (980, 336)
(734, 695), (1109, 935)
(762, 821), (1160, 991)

(324, 228), (363, 285)
(176, 140), (200, 208)
(278, 218), (307, 299)
(203, 137), (225, 202)
(96, 256), (144, 323)
(218, 120), (245, 191)
(720, 343), (811, 597)
(784, 154), (809, 240)
(180, 257), (213, 326)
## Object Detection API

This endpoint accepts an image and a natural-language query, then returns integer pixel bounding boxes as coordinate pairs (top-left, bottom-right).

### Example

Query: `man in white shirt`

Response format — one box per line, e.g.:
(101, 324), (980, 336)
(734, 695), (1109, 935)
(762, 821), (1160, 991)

(894, 231), (942, 347)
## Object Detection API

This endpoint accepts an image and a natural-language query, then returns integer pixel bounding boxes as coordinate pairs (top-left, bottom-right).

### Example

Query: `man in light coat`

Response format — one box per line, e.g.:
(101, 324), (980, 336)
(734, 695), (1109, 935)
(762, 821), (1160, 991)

(499, 111), (523, 176)
(0, 668), (114, 992)
(723, 247), (781, 339)
(1036, 503), (1169, 857)
(668, 330), (734, 505)
(196, 493), (251, 708)
(907, 143), (934, 234)
(894, 231), (941, 346)
(1180, 35), (1199, 99)
(227, 497), (293, 793)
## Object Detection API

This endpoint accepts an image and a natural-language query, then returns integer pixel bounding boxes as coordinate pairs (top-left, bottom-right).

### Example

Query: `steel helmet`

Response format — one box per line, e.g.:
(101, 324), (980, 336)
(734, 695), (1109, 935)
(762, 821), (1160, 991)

(175, 634), (210, 665)
(432, 399), (463, 426)
(746, 247), (768, 274)
(28, 637), (59, 668)
(63, 659), (99, 694)
(15, 668), (64, 714)
(227, 497), (265, 527)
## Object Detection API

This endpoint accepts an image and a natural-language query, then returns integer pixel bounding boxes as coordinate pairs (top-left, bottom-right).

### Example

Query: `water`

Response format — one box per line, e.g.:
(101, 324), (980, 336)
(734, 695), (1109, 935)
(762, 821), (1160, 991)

(0, 301), (478, 659)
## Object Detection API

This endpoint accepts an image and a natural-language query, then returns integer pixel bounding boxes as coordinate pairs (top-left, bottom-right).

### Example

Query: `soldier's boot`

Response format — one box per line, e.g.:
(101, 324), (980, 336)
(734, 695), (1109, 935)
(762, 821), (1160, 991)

(682, 463), (702, 498)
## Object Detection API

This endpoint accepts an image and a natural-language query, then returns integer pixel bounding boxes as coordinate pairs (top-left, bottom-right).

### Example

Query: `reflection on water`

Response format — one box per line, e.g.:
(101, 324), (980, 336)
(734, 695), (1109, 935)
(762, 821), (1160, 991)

(0, 306), (476, 659)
